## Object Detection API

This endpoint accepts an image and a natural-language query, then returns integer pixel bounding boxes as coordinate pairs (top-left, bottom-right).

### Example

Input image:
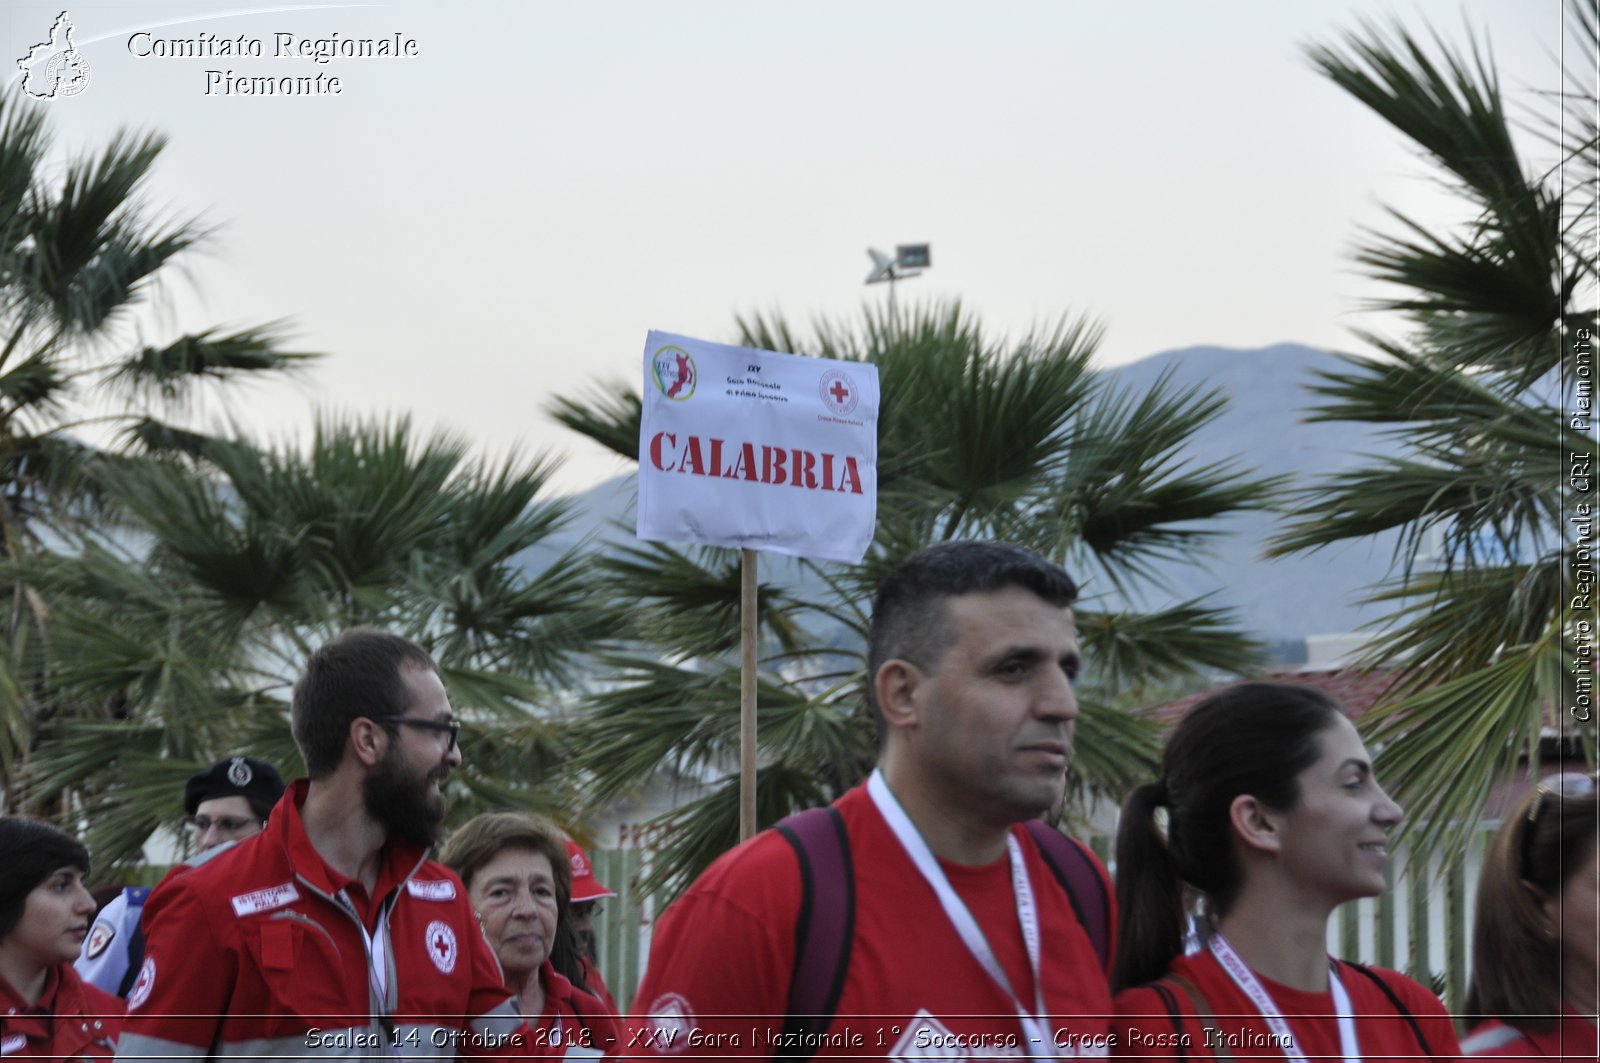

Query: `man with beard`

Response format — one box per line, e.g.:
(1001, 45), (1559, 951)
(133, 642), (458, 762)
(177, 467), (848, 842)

(115, 629), (531, 1061)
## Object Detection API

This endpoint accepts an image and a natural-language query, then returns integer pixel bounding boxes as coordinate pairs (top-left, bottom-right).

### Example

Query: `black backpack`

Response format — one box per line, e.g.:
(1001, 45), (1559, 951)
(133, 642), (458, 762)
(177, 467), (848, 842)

(773, 807), (1111, 1056)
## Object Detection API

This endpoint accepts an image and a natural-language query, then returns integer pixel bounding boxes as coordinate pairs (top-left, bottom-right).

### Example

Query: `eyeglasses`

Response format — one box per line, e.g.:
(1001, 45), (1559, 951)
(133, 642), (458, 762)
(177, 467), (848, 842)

(1522, 771), (1598, 872)
(379, 715), (460, 752)
(572, 902), (604, 919)
(187, 815), (262, 835)
(1527, 772), (1599, 824)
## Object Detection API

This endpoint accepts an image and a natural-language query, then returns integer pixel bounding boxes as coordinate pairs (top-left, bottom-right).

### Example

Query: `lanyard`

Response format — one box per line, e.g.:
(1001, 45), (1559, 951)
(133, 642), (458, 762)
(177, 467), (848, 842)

(1208, 933), (1360, 1063)
(866, 771), (1053, 1062)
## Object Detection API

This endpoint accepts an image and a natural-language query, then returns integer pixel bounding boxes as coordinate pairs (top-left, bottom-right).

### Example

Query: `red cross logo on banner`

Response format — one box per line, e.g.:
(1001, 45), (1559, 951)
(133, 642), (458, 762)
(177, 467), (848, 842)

(819, 369), (860, 416)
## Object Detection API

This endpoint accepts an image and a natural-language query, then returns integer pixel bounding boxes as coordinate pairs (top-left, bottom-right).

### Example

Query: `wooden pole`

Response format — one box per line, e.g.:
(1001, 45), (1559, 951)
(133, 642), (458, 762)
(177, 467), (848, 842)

(739, 547), (758, 840)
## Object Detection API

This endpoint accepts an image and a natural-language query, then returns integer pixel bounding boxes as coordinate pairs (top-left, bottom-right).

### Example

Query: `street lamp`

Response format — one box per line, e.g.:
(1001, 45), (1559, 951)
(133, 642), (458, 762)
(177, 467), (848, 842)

(865, 244), (931, 324)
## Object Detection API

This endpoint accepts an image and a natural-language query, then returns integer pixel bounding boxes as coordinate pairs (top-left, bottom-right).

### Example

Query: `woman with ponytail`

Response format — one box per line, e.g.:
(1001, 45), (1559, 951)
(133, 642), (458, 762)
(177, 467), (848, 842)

(1111, 682), (1461, 1060)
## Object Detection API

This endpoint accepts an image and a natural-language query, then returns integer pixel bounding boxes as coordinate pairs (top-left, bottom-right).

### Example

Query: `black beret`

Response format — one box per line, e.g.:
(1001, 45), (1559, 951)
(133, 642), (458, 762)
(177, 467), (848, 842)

(183, 756), (286, 816)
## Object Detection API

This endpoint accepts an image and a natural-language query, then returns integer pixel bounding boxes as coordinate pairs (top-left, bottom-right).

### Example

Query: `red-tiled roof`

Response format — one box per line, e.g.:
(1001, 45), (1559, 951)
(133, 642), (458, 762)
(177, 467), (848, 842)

(1145, 666), (1410, 724)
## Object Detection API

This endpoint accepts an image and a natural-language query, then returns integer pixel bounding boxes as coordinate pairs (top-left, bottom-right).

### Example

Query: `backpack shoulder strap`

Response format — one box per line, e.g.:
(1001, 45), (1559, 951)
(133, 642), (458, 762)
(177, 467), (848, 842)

(775, 806), (854, 1060)
(1022, 820), (1111, 973)
(1339, 961), (1433, 1058)
(1146, 982), (1190, 1062)
(1160, 973), (1234, 1063)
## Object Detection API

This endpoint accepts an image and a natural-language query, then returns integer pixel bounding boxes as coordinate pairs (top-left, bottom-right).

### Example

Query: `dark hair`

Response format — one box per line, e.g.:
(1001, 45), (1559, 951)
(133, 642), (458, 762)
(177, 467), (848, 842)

(1111, 682), (1345, 992)
(866, 541), (1078, 741)
(1464, 777), (1599, 1033)
(0, 817), (90, 940)
(440, 811), (586, 989)
(291, 628), (438, 778)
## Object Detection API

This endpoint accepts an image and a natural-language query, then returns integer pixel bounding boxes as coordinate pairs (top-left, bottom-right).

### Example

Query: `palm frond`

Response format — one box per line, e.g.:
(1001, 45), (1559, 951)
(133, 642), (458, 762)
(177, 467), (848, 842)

(19, 129), (198, 333)
(1285, 9), (1591, 871)
(546, 382), (641, 462)
(1075, 601), (1264, 691)
(108, 325), (316, 402)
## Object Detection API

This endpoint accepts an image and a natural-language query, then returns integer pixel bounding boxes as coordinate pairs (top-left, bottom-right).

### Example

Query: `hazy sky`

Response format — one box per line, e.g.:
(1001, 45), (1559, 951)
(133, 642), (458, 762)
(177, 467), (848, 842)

(1, 1), (1564, 494)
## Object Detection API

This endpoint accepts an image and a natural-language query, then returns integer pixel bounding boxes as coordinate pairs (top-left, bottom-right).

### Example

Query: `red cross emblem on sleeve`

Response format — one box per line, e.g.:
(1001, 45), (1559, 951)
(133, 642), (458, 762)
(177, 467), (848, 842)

(425, 920), (458, 974)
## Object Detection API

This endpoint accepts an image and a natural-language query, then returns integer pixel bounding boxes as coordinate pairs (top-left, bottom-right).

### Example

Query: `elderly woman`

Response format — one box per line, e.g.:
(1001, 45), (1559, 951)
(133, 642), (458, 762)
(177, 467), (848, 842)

(0, 817), (123, 1059)
(441, 812), (618, 1055)
(1463, 771), (1599, 1058)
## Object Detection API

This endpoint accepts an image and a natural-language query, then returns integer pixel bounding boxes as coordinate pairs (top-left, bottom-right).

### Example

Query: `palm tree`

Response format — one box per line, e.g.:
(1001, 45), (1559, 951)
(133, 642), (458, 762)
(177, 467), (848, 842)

(0, 92), (312, 793)
(12, 417), (603, 868)
(552, 303), (1279, 895)
(1272, 1), (1597, 865)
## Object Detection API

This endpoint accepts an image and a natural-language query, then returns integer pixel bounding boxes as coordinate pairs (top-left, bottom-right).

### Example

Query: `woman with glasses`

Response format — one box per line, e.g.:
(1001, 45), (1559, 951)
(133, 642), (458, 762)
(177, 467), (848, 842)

(440, 812), (618, 1057)
(1462, 771), (1598, 1058)
(1111, 682), (1462, 1059)
(0, 817), (123, 1059)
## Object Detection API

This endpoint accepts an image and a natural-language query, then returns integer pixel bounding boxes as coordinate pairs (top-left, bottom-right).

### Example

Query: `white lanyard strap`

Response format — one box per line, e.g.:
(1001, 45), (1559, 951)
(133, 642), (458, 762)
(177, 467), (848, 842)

(1328, 970), (1359, 1063)
(866, 771), (1052, 1062)
(337, 891), (396, 1019)
(1209, 934), (1360, 1063)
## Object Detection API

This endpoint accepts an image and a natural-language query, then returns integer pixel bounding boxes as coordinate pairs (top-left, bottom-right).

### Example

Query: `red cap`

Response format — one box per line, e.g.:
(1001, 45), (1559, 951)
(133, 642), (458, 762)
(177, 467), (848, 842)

(566, 839), (616, 902)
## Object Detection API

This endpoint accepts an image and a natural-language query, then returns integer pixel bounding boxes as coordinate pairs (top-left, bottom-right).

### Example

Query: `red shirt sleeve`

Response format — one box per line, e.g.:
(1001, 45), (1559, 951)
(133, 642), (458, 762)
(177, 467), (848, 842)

(114, 875), (233, 1057)
(611, 835), (800, 1061)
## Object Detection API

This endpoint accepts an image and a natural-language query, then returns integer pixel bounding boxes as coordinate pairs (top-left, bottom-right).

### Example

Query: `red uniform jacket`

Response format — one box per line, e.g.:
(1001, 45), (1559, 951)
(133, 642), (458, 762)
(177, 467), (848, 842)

(1, 963), (123, 1061)
(526, 961), (619, 1056)
(114, 781), (531, 1061)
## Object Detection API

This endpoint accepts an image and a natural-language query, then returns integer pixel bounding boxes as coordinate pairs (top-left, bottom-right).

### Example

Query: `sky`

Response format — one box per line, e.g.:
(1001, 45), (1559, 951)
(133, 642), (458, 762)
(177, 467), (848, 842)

(0, 0), (1568, 495)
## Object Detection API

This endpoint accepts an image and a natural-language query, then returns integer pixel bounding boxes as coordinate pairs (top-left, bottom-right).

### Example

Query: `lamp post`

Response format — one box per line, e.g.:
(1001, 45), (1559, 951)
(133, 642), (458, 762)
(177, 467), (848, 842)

(865, 244), (930, 330)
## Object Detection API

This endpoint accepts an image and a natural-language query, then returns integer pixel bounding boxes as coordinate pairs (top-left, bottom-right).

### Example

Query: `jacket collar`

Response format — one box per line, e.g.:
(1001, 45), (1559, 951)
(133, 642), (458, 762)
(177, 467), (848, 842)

(0, 962), (57, 1019)
(268, 779), (430, 902)
(1, 963), (118, 1041)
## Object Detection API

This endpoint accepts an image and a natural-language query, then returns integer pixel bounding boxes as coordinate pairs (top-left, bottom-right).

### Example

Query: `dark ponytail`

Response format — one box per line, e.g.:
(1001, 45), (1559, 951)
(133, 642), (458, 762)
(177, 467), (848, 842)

(1111, 780), (1185, 992)
(1111, 682), (1344, 992)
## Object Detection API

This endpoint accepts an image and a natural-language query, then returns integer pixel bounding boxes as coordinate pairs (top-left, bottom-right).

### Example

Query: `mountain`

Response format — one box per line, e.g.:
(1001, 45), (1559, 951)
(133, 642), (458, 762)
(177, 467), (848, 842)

(536, 342), (1406, 643)
(1092, 342), (1402, 643)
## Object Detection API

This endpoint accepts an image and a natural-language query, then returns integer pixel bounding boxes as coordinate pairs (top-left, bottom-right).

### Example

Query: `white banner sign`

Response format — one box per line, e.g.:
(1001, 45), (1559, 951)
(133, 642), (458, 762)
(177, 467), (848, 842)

(637, 330), (879, 563)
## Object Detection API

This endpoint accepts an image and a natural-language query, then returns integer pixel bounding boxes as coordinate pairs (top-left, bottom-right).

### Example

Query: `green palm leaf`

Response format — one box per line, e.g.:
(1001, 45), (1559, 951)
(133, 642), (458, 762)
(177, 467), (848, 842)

(1281, 2), (1597, 871)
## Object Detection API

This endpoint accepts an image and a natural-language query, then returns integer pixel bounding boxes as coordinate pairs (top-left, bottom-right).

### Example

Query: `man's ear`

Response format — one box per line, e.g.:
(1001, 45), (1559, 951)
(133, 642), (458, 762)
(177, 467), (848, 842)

(1229, 794), (1283, 855)
(349, 718), (388, 768)
(874, 659), (924, 735)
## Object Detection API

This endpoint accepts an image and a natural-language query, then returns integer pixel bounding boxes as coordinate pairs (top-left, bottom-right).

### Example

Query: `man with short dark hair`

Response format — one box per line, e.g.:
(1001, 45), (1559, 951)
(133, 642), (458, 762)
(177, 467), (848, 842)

(115, 629), (528, 1061)
(624, 540), (1115, 1060)
(76, 756), (285, 997)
